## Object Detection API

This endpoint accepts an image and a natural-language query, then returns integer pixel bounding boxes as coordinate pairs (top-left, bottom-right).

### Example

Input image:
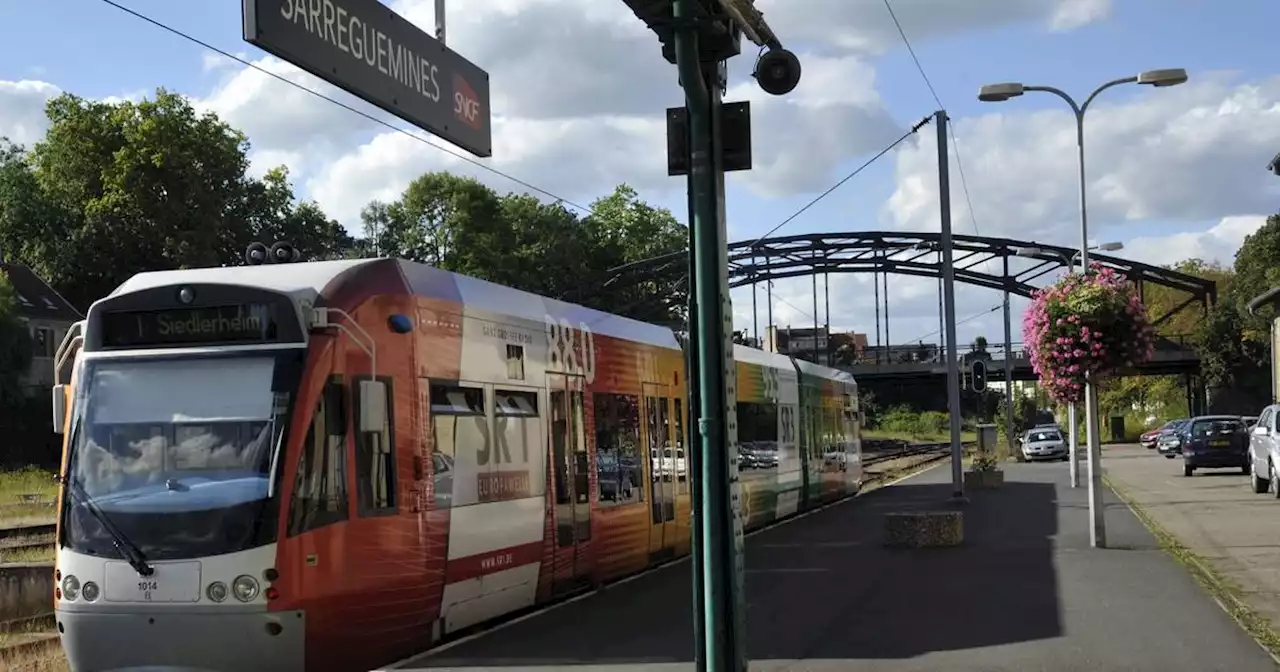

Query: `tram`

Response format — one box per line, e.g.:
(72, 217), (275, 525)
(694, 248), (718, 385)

(48, 245), (862, 672)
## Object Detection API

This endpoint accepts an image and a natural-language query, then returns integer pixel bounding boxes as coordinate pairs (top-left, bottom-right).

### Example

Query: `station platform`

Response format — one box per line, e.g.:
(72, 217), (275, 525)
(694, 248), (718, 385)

(382, 461), (1277, 672)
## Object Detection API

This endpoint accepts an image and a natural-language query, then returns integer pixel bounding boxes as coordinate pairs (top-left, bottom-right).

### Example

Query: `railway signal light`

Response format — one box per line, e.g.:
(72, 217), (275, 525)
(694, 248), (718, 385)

(971, 359), (987, 392)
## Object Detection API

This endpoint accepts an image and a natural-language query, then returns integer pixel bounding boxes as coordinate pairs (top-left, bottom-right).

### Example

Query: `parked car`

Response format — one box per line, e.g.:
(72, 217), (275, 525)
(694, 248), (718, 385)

(1242, 415), (1259, 429)
(1021, 427), (1068, 461)
(1141, 419), (1183, 449)
(1248, 405), (1280, 496)
(1177, 415), (1250, 477)
(1155, 419), (1192, 457)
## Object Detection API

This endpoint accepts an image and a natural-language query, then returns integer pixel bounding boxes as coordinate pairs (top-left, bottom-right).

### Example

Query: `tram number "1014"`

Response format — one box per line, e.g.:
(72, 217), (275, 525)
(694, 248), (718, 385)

(137, 579), (159, 601)
(544, 316), (596, 384)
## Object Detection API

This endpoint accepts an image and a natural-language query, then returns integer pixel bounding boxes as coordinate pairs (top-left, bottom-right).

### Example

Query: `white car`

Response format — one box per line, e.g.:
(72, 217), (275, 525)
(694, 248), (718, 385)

(1021, 428), (1069, 461)
(1249, 404), (1280, 496)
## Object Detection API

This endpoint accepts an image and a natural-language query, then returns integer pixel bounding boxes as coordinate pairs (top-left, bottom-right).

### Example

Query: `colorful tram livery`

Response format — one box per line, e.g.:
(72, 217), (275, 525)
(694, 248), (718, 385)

(48, 257), (863, 672)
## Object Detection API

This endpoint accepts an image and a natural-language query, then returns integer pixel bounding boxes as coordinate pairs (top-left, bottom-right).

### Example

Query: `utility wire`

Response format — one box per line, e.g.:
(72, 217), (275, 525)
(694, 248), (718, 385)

(900, 302), (1002, 346)
(98, 0), (593, 214)
(605, 114), (934, 280)
(746, 115), (933, 248)
(881, 0), (989, 271)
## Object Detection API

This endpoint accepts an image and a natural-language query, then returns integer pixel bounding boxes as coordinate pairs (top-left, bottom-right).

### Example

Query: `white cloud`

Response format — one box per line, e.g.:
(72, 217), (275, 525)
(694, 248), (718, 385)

(191, 55), (393, 181)
(1123, 215), (1268, 269)
(755, 0), (1111, 54)
(886, 72), (1280, 246)
(0, 80), (61, 147)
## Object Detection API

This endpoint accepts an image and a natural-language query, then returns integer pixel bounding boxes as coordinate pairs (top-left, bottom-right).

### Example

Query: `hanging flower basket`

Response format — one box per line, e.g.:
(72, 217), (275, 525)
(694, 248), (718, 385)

(1022, 263), (1156, 405)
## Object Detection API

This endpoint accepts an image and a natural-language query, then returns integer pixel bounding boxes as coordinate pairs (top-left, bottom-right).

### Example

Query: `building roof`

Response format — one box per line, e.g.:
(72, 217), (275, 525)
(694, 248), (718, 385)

(1, 262), (83, 322)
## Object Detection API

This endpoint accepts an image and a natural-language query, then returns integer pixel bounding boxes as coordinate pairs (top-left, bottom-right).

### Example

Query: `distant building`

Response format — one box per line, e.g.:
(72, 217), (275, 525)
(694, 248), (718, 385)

(763, 325), (868, 366)
(2, 262), (84, 393)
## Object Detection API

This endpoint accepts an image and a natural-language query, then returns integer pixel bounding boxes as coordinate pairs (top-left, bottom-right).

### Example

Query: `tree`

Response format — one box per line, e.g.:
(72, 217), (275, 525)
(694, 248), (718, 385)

(361, 175), (687, 326)
(0, 89), (354, 311)
(579, 185), (687, 325)
(0, 271), (33, 409)
(1231, 214), (1280, 343)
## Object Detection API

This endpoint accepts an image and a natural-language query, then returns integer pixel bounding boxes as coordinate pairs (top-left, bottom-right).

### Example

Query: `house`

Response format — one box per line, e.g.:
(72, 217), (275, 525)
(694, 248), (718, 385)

(2, 262), (83, 393)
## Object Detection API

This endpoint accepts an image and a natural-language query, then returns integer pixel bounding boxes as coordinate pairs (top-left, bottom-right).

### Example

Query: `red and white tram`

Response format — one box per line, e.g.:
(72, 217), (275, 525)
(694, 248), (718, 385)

(49, 251), (861, 671)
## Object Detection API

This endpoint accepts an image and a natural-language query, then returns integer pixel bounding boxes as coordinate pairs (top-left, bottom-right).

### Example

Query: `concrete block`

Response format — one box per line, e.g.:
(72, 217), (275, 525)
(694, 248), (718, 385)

(882, 511), (964, 549)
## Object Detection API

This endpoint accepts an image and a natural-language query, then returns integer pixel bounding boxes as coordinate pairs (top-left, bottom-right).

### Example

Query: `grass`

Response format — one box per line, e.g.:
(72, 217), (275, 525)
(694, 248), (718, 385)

(0, 616), (65, 672)
(864, 429), (978, 444)
(0, 467), (59, 528)
(1105, 475), (1280, 662)
(0, 542), (55, 564)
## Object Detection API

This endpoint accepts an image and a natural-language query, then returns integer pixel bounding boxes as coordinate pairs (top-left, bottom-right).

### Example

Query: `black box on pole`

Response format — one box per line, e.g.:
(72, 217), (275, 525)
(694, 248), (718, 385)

(667, 101), (752, 176)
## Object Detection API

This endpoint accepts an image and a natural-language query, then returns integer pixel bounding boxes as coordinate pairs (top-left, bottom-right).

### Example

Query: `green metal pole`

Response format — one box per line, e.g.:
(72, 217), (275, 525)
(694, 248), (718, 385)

(686, 154), (706, 672)
(673, 1), (746, 669)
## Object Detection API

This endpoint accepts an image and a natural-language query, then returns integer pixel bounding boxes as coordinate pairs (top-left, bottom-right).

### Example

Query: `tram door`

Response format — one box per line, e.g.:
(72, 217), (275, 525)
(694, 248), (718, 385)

(547, 373), (592, 594)
(643, 383), (677, 559)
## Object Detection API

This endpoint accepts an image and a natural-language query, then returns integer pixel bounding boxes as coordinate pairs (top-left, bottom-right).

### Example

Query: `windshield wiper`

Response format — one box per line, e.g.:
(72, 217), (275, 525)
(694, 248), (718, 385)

(60, 425), (154, 577)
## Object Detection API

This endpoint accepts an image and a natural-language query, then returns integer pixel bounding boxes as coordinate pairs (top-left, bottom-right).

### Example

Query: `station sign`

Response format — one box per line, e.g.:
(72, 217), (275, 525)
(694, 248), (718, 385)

(243, 0), (492, 157)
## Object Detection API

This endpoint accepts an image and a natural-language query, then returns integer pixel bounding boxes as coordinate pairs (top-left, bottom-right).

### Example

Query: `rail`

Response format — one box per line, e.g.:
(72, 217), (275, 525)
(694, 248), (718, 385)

(0, 523), (56, 551)
(862, 439), (974, 467)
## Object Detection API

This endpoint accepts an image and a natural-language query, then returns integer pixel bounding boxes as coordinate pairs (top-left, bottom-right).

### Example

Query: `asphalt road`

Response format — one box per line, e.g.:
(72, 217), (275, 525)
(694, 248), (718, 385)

(383, 460), (1276, 672)
(1104, 442), (1280, 628)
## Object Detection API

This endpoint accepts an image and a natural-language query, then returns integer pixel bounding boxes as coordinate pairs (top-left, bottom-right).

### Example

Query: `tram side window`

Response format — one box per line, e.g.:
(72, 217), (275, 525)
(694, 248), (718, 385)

(429, 383), (487, 509)
(594, 393), (643, 507)
(288, 376), (349, 537)
(736, 401), (779, 470)
(492, 389), (544, 501)
(673, 398), (687, 493)
(354, 376), (397, 516)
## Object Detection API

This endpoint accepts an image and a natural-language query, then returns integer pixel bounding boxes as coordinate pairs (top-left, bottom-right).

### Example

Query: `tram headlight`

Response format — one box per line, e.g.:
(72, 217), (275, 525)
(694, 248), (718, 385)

(232, 575), (260, 602)
(206, 581), (229, 603)
(62, 575), (80, 601)
(81, 581), (100, 602)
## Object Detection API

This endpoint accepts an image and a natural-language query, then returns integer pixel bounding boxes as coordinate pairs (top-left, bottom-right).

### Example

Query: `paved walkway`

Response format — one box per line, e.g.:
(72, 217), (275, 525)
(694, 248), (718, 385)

(1103, 443), (1280, 630)
(383, 461), (1277, 672)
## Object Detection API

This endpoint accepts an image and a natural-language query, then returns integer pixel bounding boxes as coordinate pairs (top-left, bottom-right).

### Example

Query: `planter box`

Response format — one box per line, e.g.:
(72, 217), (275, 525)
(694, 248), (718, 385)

(882, 511), (964, 549)
(964, 469), (1004, 490)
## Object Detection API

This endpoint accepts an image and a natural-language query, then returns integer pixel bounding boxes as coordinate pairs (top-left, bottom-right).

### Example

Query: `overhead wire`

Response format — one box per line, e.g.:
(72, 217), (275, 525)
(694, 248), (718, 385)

(881, 0), (991, 276)
(97, 0), (593, 214)
(746, 115), (933, 249)
(901, 302), (1002, 346)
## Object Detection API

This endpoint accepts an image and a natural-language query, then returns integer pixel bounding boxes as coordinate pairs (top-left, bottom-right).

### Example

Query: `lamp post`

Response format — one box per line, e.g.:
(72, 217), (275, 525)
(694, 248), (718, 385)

(982, 68), (1187, 550)
(1013, 242), (1124, 488)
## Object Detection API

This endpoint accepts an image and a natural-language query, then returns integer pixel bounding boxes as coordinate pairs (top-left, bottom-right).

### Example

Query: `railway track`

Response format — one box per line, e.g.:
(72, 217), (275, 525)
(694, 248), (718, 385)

(863, 440), (975, 468)
(0, 523), (56, 557)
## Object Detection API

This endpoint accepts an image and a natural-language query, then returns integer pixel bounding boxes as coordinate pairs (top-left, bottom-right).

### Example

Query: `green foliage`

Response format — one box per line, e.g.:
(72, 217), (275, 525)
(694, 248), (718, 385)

(0, 89), (355, 311)
(875, 406), (951, 438)
(995, 393), (1043, 446)
(0, 87), (685, 327)
(971, 451), (1000, 472)
(0, 272), (33, 408)
(364, 175), (687, 324)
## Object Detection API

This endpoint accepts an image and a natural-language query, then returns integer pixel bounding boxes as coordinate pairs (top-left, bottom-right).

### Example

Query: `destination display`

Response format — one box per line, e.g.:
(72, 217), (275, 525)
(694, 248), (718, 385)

(100, 303), (283, 348)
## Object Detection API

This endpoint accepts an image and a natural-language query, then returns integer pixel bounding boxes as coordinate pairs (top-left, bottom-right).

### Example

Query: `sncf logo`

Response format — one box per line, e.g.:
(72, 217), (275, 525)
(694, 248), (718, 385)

(453, 74), (482, 131)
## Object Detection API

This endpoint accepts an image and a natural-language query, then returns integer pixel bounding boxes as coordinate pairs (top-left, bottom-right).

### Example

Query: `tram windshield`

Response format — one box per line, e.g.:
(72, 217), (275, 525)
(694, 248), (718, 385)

(62, 351), (302, 560)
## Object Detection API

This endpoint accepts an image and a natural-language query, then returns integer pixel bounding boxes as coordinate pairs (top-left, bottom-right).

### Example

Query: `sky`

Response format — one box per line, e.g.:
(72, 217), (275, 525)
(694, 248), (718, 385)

(2, 0), (1279, 351)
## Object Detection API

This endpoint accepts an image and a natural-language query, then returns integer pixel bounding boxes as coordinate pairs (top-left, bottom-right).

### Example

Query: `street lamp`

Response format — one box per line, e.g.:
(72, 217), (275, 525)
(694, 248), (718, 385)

(1013, 241), (1125, 268)
(980, 69), (1187, 550)
(1268, 151), (1280, 177)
